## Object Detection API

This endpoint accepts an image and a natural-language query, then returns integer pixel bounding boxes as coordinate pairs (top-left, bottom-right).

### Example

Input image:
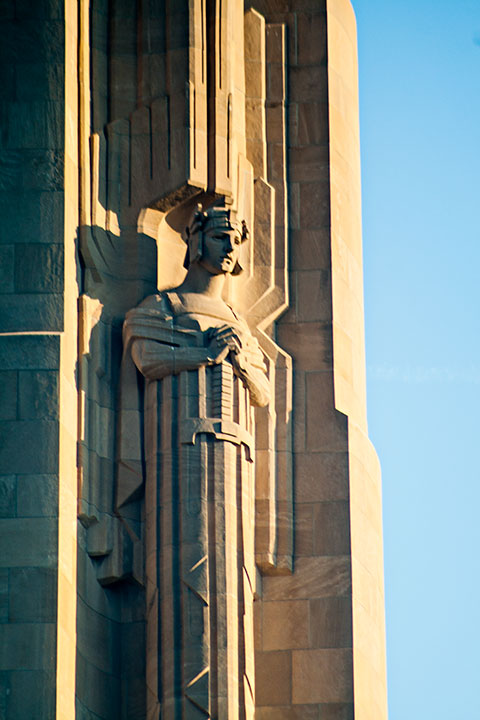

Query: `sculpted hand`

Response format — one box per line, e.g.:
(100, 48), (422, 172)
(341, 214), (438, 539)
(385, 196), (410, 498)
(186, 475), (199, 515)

(206, 325), (246, 366)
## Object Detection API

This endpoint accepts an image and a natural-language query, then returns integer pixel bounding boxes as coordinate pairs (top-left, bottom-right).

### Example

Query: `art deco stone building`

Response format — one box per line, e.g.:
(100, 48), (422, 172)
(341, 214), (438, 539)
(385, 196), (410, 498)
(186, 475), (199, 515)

(0, 1), (387, 718)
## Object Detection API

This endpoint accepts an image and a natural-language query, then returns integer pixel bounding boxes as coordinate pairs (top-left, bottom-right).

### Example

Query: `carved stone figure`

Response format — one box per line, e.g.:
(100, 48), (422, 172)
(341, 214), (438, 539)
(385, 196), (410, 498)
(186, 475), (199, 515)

(120, 199), (270, 718)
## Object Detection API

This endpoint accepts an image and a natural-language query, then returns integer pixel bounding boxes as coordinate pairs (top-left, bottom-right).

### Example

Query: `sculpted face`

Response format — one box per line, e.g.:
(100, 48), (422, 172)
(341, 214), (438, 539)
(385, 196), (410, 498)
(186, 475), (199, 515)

(199, 228), (242, 275)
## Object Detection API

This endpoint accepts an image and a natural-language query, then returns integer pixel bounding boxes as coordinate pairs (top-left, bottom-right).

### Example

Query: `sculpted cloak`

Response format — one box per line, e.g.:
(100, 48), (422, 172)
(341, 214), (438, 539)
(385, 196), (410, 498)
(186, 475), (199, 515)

(117, 287), (268, 720)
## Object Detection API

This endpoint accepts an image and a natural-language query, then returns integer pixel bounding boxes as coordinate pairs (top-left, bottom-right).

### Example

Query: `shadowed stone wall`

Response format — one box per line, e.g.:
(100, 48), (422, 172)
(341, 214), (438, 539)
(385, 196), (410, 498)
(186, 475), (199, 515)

(0, 1), (65, 717)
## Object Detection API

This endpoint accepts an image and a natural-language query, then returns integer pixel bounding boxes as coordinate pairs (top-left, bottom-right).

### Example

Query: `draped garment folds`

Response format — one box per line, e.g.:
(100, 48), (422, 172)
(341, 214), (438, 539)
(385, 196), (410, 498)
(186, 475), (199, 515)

(117, 290), (267, 720)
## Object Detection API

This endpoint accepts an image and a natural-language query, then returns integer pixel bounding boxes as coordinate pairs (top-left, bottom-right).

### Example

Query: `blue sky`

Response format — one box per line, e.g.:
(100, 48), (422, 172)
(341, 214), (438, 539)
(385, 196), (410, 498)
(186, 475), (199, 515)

(351, 1), (480, 717)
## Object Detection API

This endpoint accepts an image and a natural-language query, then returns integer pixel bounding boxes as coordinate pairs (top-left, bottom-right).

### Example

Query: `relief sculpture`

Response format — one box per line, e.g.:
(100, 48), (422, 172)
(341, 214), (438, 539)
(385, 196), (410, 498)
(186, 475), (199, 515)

(118, 199), (270, 718)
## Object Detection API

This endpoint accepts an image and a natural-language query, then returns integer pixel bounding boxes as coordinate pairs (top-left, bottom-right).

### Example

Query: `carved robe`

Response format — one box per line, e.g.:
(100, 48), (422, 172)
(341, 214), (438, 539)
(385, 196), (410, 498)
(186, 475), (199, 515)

(120, 291), (268, 720)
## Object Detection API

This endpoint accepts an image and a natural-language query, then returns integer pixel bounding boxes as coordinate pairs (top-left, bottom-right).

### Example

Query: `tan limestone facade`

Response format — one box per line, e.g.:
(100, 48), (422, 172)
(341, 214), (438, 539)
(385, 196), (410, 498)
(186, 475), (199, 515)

(0, 1), (387, 718)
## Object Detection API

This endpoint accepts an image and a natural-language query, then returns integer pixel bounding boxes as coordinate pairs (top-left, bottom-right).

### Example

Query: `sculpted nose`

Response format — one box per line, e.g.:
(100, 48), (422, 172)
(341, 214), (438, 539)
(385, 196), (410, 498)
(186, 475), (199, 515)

(224, 236), (234, 252)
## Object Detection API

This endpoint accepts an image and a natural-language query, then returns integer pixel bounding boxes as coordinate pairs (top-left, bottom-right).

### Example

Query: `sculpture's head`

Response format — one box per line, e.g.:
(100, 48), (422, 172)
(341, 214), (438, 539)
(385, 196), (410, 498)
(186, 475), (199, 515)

(183, 199), (249, 276)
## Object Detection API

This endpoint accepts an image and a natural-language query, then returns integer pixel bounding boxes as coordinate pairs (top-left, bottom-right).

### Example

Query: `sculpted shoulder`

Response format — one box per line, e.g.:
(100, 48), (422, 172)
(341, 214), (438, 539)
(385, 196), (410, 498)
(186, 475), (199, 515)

(137, 291), (172, 314)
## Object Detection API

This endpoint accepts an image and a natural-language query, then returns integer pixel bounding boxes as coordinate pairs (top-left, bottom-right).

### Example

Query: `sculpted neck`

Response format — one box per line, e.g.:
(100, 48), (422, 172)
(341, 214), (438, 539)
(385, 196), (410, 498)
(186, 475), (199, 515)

(177, 262), (226, 299)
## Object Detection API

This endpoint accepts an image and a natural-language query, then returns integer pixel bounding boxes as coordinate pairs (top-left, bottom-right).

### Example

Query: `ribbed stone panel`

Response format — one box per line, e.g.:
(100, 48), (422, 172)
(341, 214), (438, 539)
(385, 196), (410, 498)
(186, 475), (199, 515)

(145, 364), (256, 719)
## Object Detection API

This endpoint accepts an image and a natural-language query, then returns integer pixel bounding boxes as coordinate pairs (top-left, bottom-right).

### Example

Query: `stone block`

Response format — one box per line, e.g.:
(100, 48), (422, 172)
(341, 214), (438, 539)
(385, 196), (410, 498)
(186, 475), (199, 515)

(14, 243), (63, 293)
(305, 372), (348, 452)
(0, 622), (56, 670)
(121, 621), (146, 677)
(292, 649), (353, 703)
(294, 503), (314, 556)
(296, 12), (327, 66)
(296, 270), (331, 322)
(0, 2), (14, 20)
(289, 65), (328, 103)
(0, 190), (63, 244)
(289, 181), (300, 230)
(0, 293), (63, 332)
(18, 370), (59, 419)
(310, 597), (352, 649)
(313, 501), (351, 556)
(320, 703), (354, 720)
(0, 59), (14, 100)
(0, 334), (59, 370)
(0, 245), (14, 292)
(295, 452), (349, 503)
(16, 474), (58, 518)
(75, 651), (122, 719)
(8, 567), (56, 622)
(0, 517), (57, 567)
(0, 672), (6, 718)
(299, 181), (330, 229)
(4, 100), (63, 150)
(0, 148), (63, 192)
(289, 145), (329, 182)
(14, 0), (64, 20)
(288, 227), (331, 274)
(278, 321), (332, 372)
(263, 557), (351, 601)
(16, 62), (64, 101)
(255, 650), (291, 706)
(256, 706), (318, 720)
(5, 670), (55, 720)
(0, 372), (17, 420)
(0, 419), (58, 474)
(0, 20), (64, 66)
(296, 101), (329, 146)
(76, 597), (120, 675)
(262, 600), (309, 650)
(0, 476), (16, 518)
(0, 569), (7, 622)
(292, 370), (306, 451)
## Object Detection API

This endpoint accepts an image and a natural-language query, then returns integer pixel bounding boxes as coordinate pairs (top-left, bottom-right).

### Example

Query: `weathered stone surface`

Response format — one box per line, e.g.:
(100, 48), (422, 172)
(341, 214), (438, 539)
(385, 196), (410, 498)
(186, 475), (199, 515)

(320, 703), (355, 720)
(14, 244), (63, 293)
(18, 370), (58, 420)
(262, 600), (309, 650)
(4, 670), (56, 720)
(256, 650), (292, 706)
(310, 596), (353, 648)
(75, 652), (121, 719)
(0, 476), (16, 518)
(0, 191), (63, 244)
(0, 420), (58, 473)
(0, 334), (59, 370)
(292, 648), (353, 703)
(0, 622), (56, 670)
(3, 100), (64, 150)
(313, 501), (351, 556)
(76, 597), (120, 675)
(264, 557), (351, 600)
(0, 518), (57, 567)
(295, 452), (349, 502)
(0, 293), (63, 332)
(256, 705), (319, 720)
(9, 567), (57, 622)
(0, 149), (64, 192)
(0, 569), (7, 622)
(0, 245), (14, 292)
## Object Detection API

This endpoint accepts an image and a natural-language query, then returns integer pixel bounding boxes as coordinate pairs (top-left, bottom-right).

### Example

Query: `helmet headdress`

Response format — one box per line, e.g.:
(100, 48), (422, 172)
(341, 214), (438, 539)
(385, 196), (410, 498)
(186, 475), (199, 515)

(183, 200), (249, 275)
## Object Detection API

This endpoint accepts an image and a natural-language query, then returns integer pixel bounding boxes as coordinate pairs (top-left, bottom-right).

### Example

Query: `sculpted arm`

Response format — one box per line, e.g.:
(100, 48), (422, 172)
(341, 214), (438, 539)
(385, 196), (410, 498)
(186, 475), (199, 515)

(131, 339), (215, 380)
(234, 353), (271, 407)
(209, 324), (271, 407)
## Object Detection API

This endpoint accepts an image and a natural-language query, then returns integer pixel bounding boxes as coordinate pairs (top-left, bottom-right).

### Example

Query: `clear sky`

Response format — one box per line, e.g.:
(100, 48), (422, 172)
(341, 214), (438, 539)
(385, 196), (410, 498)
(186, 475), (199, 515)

(351, 1), (480, 718)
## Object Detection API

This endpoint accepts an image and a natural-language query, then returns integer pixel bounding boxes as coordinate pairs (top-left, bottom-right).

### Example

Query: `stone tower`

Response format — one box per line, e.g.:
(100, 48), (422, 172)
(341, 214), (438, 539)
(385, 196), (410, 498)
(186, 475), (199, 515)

(0, 1), (387, 719)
